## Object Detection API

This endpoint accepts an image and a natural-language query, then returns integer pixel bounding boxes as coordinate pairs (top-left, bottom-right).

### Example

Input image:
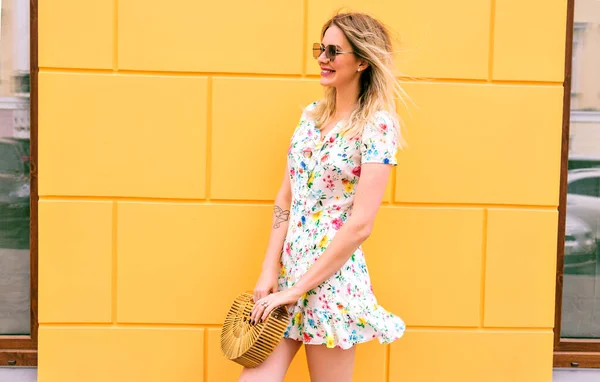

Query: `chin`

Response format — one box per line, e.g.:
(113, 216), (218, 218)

(319, 77), (336, 87)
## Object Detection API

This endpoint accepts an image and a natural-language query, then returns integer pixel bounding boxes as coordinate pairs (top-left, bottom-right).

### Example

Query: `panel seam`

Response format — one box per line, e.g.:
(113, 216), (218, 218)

(480, 208), (489, 327)
(302, 0), (308, 76)
(203, 329), (209, 382)
(488, 0), (497, 80)
(113, 0), (119, 70)
(111, 201), (118, 324)
(38, 196), (560, 210)
(206, 77), (213, 201)
(36, 68), (563, 86)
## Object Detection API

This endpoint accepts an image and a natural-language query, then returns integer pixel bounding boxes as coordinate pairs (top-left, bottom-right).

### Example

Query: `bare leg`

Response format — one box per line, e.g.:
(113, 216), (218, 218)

(238, 338), (303, 382)
(305, 344), (356, 382)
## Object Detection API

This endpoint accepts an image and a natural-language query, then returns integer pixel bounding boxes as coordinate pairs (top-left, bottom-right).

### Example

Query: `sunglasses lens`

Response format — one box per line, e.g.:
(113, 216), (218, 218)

(326, 45), (337, 61)
(312, 44), (342, 61)
(312, 43), (322, 59)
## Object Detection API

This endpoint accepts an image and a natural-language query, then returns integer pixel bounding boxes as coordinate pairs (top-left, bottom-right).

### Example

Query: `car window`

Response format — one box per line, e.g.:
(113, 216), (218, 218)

(567, 176), (600, 197)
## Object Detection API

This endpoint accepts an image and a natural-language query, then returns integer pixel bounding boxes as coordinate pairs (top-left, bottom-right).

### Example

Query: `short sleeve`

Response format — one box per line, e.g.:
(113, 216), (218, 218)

(360, 111), (399, 166)
(290, 101), (319, 141)
(304, 100), (319, 114)
(298, 101), (318, 124)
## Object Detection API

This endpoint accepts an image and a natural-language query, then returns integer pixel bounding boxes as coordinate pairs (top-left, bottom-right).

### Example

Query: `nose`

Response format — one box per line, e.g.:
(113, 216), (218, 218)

(317, 51), (330, 65)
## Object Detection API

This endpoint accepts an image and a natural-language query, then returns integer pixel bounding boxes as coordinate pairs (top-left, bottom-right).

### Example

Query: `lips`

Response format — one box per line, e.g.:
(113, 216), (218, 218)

(320, 67), (335, 76)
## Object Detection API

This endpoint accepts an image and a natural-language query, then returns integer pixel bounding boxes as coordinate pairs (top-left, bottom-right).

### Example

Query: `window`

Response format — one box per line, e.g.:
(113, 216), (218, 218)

(570, 23), (585, 97)
(554, 0), (600, 369)
(0, 0), (37, 366)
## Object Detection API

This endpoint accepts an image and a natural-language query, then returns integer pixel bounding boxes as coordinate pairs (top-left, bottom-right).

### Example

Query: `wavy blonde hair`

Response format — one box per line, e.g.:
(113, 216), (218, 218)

(310, 12), (408, 146)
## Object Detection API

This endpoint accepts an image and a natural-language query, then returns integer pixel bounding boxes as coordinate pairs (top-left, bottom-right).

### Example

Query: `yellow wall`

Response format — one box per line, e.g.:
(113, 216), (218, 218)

(37, 1), (567, 381)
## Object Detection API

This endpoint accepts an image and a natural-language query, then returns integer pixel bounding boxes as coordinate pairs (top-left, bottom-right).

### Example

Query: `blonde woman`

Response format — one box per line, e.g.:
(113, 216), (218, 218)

(240, 12), (406, 382)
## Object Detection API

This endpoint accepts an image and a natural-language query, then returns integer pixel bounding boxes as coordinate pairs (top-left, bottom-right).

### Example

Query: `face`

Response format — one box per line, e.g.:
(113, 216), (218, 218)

(317, 25), (367, 89)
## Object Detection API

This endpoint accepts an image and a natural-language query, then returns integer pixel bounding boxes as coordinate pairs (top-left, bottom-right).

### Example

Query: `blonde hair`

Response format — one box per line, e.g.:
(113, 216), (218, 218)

(310, 12), (408, 146)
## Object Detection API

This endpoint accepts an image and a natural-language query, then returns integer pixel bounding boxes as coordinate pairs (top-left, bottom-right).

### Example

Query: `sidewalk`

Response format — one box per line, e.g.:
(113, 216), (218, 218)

(2, 368), (600, 382)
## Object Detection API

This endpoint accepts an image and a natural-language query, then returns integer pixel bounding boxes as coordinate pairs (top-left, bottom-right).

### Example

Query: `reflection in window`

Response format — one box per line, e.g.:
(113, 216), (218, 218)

(568, 176), (600, 197)
(570, 23), (585, 97)
(0, 0), (31, 335)
(561, 0), (600, 339)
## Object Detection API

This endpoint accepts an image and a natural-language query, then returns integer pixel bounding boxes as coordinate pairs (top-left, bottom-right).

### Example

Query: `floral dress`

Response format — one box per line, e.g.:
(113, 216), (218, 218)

(278, 101), (406, 350)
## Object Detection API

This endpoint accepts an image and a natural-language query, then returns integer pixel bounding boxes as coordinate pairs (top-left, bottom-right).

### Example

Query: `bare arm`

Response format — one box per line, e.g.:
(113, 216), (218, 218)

(263, 169), (292, 270)
(251, 162), (393, 323)
(290, 163), (392, 296)
(251, 112), (399, 324)
(253, 169), (292, 302)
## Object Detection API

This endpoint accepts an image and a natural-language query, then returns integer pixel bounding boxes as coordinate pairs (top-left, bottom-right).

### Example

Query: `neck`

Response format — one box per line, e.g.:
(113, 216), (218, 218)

(334, 81), (360, 118)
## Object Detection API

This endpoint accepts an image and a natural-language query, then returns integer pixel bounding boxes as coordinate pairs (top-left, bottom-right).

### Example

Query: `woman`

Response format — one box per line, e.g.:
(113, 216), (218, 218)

(240, 12), (406, 382)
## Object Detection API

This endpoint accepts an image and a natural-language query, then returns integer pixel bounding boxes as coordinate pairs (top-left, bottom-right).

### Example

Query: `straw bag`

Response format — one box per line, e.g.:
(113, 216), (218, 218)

(220, 292), (289, 368)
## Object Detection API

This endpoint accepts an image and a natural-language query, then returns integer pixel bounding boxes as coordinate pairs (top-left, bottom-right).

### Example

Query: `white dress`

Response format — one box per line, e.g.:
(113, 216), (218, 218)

(277, 101), (406, 349)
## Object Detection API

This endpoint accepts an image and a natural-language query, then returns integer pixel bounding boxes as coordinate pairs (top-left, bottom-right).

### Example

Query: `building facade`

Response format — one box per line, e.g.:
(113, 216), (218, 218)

(1, 0), (594, 381)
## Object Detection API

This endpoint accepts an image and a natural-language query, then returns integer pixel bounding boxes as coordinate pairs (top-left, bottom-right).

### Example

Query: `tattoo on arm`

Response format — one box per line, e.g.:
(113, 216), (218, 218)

(273, 205), (290, 229)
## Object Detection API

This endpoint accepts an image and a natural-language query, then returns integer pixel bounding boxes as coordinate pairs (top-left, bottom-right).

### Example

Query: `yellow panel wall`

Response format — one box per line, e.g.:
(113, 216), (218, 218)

(37, 0), (567, 381)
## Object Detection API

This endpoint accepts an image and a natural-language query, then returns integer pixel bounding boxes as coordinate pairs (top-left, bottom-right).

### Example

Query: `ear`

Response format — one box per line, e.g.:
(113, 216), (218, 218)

(358, 60), (370, 71)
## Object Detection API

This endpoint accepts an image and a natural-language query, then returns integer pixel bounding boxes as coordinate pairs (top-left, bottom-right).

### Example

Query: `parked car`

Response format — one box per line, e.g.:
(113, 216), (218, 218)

(567, 168), (600, 242)
(0, 137), (30, 250)
(568, 154), (600, 171)
(564, 213), (597, 274)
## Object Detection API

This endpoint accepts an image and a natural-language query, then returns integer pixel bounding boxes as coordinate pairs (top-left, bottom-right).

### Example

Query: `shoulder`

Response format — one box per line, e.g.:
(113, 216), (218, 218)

(359, 110), (400, 164)
(295, 100), (320, 126)
(363, 110), (398, 138)
(291, 100), (320, 139)
(303, 100), (320, 115)
(372, 110), (397, 131)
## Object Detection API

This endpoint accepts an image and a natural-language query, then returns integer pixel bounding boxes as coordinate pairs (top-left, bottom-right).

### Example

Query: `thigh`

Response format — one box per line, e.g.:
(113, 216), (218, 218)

(238, 338), (303, 382)
(305, 344), (356, 382)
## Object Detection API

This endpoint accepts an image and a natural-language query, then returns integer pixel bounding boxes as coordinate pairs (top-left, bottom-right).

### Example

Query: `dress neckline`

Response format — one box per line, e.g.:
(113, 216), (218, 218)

(315, 120), (343, 144)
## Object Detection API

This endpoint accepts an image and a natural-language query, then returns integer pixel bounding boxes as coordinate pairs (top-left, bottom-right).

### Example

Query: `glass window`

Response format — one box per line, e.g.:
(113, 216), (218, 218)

(0, 0), (31, 335)
(560, 0), (600, 340)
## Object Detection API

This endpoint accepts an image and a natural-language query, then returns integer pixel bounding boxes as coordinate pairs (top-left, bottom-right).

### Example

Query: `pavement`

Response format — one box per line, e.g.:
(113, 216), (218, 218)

(1, 368), (600, 381)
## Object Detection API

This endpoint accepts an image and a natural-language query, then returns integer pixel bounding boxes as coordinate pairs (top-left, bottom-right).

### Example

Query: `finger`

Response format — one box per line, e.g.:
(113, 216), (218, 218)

(251, 302), (265, 325)
(249, 303), (256, 322)
(261, 297), (279, 322)
(250, 302), (259, 324)
(261, 303), (275, 323)
(253, 290), (262, 303)
(256, 305), (267, 325)
(254, 289), (269, 303)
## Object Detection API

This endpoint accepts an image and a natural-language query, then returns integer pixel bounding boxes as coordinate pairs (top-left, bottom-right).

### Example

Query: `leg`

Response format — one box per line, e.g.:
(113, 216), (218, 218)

(305, 343), (357, 382)
(238, 338), (303, 382)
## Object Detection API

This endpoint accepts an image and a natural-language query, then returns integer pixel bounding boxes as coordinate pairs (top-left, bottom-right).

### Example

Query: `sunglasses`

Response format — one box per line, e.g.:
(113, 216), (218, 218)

(312, 43), (354, 61)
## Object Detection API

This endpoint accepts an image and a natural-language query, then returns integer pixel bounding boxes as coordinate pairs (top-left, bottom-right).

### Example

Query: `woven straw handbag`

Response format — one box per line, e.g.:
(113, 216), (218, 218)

(220, 292), (289, 368)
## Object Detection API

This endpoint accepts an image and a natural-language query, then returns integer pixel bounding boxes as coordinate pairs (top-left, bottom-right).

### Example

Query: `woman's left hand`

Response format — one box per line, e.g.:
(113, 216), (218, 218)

(250, 287), (302, 325)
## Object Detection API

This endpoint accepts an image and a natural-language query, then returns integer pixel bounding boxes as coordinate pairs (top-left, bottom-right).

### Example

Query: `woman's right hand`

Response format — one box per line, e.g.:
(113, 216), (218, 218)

(253, 266), (279, 304)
